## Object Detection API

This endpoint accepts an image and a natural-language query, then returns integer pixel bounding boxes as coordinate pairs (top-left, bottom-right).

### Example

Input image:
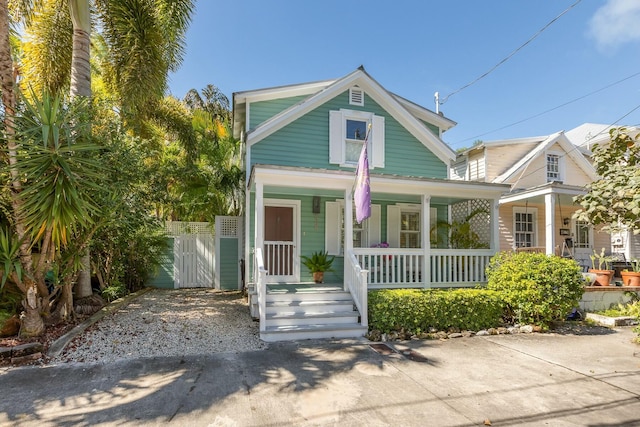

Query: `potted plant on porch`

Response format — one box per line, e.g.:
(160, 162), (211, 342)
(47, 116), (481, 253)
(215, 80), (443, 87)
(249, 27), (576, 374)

(301, 251), (335, 284)
(620, 259), (640, 287)
(589, 248), (615, 286)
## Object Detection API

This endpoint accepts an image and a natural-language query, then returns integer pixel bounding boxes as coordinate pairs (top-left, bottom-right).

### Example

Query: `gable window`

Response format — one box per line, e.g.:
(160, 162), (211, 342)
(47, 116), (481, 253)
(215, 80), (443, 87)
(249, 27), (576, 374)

(513, 207), (537, 248)
(329, 109), (385, 168)
(546, 153), (561, 182)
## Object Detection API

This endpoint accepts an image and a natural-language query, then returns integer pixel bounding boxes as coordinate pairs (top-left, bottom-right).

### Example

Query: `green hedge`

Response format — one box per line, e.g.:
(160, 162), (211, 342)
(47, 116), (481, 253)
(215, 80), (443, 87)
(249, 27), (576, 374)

(368, 288), (505, 334)
(486, 252), (584, 326)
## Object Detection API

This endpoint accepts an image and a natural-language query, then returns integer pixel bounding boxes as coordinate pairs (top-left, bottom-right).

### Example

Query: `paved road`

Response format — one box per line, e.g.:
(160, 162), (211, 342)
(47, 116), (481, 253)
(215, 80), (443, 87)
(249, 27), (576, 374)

(1, 327), (639, 426)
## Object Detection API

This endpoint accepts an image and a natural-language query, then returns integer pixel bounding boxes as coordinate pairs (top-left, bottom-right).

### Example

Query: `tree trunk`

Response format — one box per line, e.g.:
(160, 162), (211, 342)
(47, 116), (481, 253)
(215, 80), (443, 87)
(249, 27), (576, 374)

(69, 0), (93, 297)
(20, 285), (45, 338)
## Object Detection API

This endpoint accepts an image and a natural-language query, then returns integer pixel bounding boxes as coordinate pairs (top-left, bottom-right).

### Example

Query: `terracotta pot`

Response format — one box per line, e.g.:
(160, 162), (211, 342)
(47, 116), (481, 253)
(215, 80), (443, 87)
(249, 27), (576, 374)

(620, 271), (640, 287)
(588, 269), (614, 286)
(312, 271), (324, 284)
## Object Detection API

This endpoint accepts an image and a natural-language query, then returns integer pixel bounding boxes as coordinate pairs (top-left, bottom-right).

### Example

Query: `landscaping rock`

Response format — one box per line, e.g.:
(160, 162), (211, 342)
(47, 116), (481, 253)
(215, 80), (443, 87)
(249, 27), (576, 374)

(520, 325), (534, 334)
(487, 328), (498, 335)
(476, 330), (489, 336)
(0, 346), (12, 360)
(507, 327), (520, 334)
(448, 333), (463, 339)
(497, 327), (508, 334)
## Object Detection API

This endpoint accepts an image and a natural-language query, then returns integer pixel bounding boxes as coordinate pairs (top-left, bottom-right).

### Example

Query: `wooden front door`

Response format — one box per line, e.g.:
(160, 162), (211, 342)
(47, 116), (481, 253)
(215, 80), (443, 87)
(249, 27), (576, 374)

(264, 205), (297, 282)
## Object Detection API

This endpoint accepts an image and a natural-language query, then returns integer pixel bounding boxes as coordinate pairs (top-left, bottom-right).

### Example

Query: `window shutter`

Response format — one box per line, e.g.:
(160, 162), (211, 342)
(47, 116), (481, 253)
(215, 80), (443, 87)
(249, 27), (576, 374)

(387, 205), (400, 247)
(325, 201), (341, 255)
(371, 115), (385, 168)
(368, 204), (381, 246)
(329, 111), (344, 164)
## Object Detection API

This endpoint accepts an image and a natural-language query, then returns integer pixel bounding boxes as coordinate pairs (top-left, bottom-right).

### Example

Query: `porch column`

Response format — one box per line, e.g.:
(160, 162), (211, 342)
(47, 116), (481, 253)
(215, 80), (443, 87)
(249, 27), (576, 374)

(491, 198), (500, 251)
(344, 188), (353, 291)
(545, 193), (556, 255)
(255, 181), (265, 277)
(422, 195), (431, 288)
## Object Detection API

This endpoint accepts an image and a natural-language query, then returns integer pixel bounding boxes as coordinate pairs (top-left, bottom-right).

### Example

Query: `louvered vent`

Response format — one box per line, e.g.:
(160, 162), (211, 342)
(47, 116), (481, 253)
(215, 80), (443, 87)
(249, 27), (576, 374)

(349, 87), (364, 106)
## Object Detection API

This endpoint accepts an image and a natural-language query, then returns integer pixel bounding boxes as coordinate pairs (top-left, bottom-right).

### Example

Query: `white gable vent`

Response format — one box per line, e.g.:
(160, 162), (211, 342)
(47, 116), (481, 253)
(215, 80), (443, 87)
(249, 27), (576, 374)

(349, 87), (364, 106)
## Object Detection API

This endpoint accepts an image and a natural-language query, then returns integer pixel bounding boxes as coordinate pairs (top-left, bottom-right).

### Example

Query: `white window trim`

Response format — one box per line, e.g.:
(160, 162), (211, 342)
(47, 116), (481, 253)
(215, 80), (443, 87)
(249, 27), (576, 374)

(329, 109), (385, 169)
(513, 206), (538, 248)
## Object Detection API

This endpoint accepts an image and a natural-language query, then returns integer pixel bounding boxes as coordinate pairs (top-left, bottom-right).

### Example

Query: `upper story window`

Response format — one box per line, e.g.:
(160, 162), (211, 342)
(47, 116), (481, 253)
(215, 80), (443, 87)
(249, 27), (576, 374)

(345, 118), (368, 163)
(546, 153), (561, 182)
(329, 109), (385, 168)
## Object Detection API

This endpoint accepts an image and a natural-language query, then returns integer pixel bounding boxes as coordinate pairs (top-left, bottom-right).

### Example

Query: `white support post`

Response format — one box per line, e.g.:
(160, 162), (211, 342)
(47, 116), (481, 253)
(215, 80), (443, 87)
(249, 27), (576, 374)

(344, 188), (353, 291)
(422, 195), (431, 288)
(545, 193), (556, 255)
(491, 198), (500, 252)
(255, 181), (265, 280)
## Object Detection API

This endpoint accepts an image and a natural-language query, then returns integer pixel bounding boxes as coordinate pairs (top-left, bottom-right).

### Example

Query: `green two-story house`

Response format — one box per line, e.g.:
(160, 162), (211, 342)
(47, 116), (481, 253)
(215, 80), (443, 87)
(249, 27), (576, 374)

(233, 67), (509, 341)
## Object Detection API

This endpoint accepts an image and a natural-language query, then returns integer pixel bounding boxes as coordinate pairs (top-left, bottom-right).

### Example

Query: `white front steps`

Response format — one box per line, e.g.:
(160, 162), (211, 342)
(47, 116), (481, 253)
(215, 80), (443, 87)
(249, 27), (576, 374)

(259, 284), (367, 342)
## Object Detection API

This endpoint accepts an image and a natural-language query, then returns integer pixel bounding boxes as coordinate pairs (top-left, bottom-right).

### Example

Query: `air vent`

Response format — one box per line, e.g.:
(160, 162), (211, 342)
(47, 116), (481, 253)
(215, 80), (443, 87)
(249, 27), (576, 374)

(349, 87), (364, 106)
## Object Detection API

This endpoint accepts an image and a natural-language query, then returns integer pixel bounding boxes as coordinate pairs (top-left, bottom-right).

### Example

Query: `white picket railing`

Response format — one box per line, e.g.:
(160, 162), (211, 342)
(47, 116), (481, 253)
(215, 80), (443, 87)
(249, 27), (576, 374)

(345, 251), (369, 329)
(353, 248), (424, 286)
(430, 249), (493, 285)
(353, 248), (493, 287)
(255, 248), (268, 332)
(263, 240), (295, 277)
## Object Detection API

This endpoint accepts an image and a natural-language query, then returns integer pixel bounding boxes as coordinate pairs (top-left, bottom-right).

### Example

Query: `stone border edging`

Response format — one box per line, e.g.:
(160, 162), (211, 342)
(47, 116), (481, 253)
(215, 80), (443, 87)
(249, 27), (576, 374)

(47, 287), (154, 358)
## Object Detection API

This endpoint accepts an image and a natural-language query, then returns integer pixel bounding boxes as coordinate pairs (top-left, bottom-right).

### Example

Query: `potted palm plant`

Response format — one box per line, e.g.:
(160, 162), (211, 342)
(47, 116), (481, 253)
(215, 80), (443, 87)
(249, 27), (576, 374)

(301, 251), (335, 284)
(589, 248), (615, 286)
(620, 259), (640, 287)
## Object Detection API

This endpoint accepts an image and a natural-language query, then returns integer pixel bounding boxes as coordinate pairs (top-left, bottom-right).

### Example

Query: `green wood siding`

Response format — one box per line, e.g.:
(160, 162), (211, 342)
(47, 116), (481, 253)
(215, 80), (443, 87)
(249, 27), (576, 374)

(219, 238), (239, 290)
(249, 95), (308, 130)
(147, 238), (175, 289)
(250, 91), (447, 179)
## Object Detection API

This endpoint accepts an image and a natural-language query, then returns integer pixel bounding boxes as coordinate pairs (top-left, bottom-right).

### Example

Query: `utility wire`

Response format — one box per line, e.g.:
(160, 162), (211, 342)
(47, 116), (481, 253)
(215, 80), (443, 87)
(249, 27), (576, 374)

(450, 69), (640, 148)
(507, 102), (640, 185)
(440, 0), (582, 105)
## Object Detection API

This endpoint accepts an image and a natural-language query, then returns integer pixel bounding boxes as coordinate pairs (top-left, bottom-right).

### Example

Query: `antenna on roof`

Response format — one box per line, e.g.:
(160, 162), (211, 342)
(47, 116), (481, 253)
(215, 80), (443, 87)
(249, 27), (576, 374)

(434, 92), (439, 114)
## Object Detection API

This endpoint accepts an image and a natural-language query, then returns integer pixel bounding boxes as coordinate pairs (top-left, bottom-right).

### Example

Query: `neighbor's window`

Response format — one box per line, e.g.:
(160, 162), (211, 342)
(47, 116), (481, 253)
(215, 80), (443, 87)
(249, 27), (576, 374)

(573, 220), (590, 248)
(546, 154), (560, 182)
(514, 208), (536, 248)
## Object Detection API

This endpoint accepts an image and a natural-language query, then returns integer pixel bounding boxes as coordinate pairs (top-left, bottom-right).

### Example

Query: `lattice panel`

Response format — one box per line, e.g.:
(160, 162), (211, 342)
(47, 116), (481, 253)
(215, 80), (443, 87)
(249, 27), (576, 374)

(451, 199), (491, 247)
(165, 221), (213, 236)
(218, 216), (240, 238)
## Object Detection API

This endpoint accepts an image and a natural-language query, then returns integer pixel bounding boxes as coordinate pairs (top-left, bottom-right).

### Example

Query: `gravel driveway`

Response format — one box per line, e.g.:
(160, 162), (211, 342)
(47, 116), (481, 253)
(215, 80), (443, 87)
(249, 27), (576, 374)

(51, 288), (266, 364)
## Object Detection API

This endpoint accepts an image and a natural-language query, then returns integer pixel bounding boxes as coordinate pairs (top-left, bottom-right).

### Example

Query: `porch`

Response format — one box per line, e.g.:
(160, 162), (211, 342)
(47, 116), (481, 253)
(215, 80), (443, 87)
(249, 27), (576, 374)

(248, 165), (509, 341)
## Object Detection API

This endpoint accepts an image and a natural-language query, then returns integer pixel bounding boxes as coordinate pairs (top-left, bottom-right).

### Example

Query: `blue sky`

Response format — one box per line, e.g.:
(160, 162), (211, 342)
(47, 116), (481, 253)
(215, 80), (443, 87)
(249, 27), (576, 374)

(168, 0), (640, 150)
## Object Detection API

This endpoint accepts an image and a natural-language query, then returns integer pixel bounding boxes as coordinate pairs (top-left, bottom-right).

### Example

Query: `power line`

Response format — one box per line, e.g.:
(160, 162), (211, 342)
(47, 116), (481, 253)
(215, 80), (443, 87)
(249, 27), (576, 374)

(439, 0), (582, 105)
(505, 102), (640, 185)
(449, 69), (640, 147)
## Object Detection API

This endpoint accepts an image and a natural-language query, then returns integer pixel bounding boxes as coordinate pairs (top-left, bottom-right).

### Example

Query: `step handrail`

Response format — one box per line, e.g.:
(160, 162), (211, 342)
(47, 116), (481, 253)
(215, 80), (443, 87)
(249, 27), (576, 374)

(346, 250), (368, 329)
(255, 248), (268, 332)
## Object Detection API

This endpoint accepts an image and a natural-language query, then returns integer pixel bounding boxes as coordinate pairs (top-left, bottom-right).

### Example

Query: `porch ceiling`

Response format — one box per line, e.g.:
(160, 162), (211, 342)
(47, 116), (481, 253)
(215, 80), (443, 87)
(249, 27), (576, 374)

(499, 182), (586, 206)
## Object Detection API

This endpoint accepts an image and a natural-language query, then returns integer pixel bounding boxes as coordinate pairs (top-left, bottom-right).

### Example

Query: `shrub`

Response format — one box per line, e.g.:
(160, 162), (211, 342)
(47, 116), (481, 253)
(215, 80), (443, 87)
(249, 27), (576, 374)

(486, 252), (584, 326)
(368, 288), (505, 334)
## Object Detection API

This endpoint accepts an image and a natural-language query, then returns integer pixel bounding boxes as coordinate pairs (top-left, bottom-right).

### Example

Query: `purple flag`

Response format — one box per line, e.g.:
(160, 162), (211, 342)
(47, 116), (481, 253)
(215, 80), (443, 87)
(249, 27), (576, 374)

(354, 141), (371, 223)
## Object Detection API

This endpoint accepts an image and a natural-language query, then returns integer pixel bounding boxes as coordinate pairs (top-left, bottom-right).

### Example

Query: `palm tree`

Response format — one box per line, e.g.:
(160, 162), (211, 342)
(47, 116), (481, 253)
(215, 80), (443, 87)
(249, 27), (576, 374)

(0, 0), (195, 335)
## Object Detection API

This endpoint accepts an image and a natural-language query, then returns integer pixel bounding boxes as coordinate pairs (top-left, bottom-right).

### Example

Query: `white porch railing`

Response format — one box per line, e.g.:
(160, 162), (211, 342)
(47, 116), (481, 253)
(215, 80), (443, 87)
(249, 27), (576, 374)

(430, 249), (493, 285)
(255, 248), (268, 332)
(353, 248), (494, 287)
(345, 250), (368, 329)
(354, 248), (424, 287)
(264, 240), (295, 277)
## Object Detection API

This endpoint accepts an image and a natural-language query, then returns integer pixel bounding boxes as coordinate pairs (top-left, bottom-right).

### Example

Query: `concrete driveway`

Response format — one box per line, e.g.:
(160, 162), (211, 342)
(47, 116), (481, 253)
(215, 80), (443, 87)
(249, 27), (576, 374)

(1, 327), (639, 426)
